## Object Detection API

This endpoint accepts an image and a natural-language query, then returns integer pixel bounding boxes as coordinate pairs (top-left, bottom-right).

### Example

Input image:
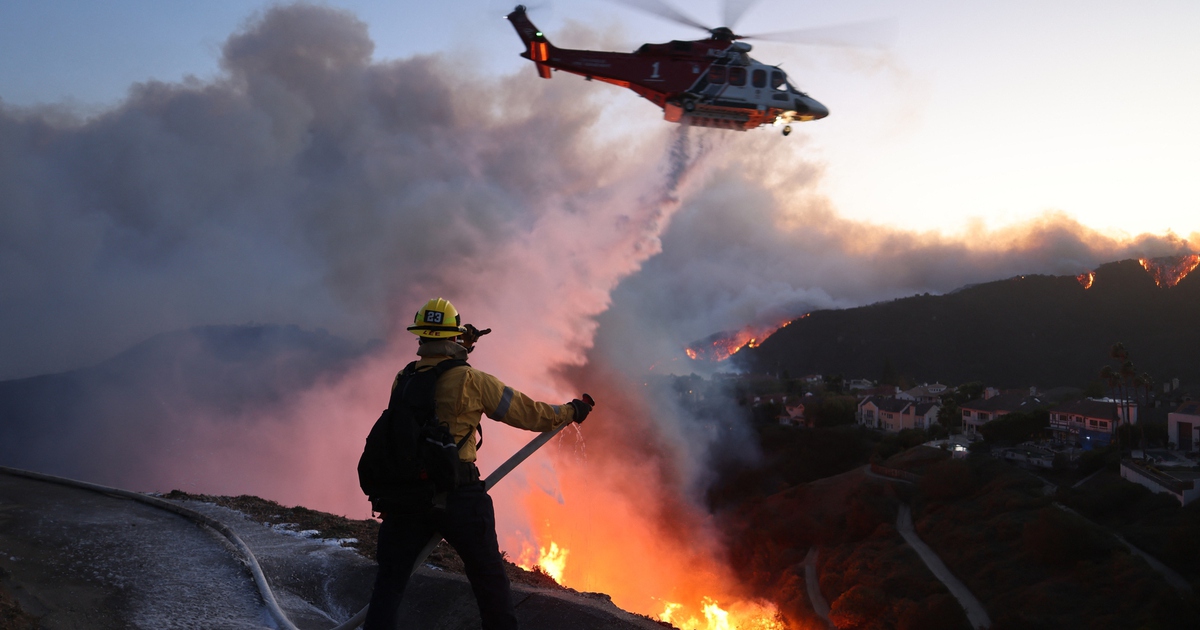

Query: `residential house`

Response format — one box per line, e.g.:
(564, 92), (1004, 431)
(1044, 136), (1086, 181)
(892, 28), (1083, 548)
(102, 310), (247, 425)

(898, 383), (949, 404)
(752, 393), (789, 406)
(846, 378), (875, 392)
(779, 400), (806, 426)
(1048, 398), (1138, 447)
(859, 397), (941, 432)
(961, 392), (1045, 436)
(1168, 401), (1200, 451)
(910, 403), (941, 431)
(1121, 458), (1200, 506)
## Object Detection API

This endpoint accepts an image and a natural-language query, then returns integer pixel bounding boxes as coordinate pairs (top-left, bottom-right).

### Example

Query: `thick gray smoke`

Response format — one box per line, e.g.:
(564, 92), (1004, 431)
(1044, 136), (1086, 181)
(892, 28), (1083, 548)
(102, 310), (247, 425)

(0, 3), (726, 513)
(0, 4), (670, 382)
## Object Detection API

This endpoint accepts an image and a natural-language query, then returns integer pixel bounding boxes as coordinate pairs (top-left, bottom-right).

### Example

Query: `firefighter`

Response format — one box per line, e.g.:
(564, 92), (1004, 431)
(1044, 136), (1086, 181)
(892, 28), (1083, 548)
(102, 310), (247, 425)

(363, 297), (591, 630)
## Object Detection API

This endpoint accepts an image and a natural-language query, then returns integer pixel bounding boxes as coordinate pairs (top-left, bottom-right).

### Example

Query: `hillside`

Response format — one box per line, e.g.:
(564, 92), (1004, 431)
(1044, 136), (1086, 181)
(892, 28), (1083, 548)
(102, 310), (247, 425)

(737, 258), (1200, 389)
(710, 425), (1200, 629)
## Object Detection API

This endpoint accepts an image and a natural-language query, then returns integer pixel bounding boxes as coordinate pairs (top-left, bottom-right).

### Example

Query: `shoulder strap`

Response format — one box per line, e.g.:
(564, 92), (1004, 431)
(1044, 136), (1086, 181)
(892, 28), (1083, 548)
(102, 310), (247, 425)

(430, 358), (470, 377)
(386, 361), (421, 411)
(426, 359), (481, 452)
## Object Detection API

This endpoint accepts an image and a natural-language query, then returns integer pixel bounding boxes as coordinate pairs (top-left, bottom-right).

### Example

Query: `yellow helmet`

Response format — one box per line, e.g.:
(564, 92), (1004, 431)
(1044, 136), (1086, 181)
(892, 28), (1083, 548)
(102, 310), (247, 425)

(407, 298), (466, 339)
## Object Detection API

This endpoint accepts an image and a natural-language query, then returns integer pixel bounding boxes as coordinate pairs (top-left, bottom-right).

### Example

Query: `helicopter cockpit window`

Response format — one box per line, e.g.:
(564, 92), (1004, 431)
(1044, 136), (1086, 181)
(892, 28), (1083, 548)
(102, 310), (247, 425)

(752, 69), (767, 88)
(728, 67), (746, 86)
(771, 71), (787, 91)
(708, 66), (727, 84)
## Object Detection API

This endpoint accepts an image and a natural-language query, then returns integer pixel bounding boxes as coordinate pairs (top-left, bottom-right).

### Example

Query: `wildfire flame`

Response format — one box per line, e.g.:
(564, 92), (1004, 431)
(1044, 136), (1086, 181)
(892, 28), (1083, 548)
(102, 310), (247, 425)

(686, 317), (799, 362)
(1076, 271), (1095, 289)
(1138, 254), (1200, 288)
(659, 598), (785, 630)
(513, 469), (788, 630)
(517, 539), (569, 583)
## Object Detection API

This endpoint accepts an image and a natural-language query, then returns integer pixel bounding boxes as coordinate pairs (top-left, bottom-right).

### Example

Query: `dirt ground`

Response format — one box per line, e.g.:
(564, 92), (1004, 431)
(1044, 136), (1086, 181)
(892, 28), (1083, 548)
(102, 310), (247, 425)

(1, 474), (669, 630)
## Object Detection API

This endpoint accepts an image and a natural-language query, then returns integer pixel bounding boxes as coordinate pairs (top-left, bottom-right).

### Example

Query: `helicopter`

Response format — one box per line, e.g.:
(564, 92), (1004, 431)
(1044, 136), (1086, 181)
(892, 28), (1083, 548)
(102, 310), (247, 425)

(505, 2), (890, 135)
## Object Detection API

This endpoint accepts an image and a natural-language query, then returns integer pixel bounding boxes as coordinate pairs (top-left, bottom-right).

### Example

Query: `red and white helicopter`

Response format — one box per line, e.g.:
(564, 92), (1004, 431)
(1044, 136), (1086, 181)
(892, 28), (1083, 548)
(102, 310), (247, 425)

(506, 1), (891, 135)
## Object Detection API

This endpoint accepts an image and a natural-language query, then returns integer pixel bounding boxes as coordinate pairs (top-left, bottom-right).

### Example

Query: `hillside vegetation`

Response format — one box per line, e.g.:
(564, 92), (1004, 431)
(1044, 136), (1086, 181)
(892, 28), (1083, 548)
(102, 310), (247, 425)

(739, 259), (1200, 388)
(710, 423), (1200, 629)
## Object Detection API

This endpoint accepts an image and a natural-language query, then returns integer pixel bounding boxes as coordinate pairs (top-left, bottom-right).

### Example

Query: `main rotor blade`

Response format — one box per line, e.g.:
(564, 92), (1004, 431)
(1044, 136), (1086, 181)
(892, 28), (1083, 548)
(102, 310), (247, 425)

(744, 18), (898, 50)
(723, 0), (761, 30)
(608, 0), (713, 33)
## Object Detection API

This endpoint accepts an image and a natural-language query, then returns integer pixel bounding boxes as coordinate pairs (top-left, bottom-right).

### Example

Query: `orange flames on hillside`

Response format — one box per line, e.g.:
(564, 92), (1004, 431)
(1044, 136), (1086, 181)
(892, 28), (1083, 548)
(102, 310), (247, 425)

(517, 540), (569, 583)
(516, 531), (786, 629)
(685, 317), (802, 362)
(1139, 254), (1200, 288)
(513, 464), (789, 630)
(1076, 271), (1095, 289)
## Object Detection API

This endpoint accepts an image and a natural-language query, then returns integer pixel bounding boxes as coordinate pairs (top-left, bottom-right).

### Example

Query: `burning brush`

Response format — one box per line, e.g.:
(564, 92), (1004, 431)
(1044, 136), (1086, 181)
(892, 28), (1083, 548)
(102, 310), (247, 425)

(685, 317), (803, 362)
(1138, 254), (1200, 288)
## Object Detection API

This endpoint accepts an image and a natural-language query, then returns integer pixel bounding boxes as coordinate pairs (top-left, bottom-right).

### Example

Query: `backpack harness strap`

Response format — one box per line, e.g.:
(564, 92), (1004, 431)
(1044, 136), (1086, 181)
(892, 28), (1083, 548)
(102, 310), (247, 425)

(399, 358), (481, 453)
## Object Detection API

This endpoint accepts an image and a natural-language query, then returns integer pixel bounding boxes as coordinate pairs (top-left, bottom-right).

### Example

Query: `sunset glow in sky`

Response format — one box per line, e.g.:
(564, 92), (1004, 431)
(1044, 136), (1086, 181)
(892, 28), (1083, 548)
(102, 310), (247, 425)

(3, 0), (1198, 239)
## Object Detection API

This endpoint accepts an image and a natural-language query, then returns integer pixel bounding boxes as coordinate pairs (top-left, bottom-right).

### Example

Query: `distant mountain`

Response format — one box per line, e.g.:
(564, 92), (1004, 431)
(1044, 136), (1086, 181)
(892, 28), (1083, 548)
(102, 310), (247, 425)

(736, 258), (1200, 389)
(0, 325), (377, 484)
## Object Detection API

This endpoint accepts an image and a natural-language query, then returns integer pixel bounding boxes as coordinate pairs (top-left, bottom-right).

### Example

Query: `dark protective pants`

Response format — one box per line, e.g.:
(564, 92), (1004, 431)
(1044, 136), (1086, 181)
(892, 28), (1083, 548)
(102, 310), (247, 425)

(363, 484), (518, 630)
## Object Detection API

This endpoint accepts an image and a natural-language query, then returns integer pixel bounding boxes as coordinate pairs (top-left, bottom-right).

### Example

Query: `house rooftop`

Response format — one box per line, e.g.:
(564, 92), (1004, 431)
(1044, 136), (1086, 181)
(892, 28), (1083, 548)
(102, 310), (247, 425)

(1175, 401), (1200, 416)
(1051, 399), (1121, 420)
(864, 396), (913, 413)
(902, 384), (949, 398)
(1037, 386), (1083, 404)
(961, 392), (1044, 413)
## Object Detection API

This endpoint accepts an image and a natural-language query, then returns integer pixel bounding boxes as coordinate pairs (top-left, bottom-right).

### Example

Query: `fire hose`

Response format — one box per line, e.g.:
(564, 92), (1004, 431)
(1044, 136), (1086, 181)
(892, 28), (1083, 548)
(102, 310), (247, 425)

(0, 393), (592, 630)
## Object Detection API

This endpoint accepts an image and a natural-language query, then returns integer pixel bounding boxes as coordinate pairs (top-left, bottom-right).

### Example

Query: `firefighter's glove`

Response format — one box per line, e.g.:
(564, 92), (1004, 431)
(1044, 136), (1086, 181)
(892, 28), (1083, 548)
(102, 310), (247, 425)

(567, 398), (592, 424)
(461, 324), (492, 353)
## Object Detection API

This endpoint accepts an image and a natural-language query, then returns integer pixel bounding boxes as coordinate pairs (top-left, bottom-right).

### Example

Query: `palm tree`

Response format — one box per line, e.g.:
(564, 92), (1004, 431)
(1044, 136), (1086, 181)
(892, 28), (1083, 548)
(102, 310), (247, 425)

(1099, 343), (1146, 454)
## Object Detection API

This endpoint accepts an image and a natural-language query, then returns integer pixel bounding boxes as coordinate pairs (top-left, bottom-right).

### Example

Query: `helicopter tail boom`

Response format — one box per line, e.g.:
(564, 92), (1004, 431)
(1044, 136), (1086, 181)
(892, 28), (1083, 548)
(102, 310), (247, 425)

(507, 5), (557, 78)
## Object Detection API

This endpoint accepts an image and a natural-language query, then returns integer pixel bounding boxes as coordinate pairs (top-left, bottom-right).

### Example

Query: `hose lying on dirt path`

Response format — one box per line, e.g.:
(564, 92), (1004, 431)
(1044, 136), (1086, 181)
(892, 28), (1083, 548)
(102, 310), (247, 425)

(0, 465), (307, 630)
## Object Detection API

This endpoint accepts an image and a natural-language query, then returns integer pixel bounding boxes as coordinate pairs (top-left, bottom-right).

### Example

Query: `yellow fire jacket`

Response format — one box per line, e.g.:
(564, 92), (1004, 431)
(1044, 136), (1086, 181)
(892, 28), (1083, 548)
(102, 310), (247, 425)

(393, 343), (577, 463)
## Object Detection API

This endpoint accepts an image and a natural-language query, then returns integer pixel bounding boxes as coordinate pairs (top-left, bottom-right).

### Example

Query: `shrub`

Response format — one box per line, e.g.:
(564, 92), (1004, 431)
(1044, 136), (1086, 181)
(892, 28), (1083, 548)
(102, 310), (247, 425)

(896, 594), (969, 630)
(841, 484), (893, 542)
(829, 585), (889, 630)
(1021, 507), (1112, 568)
(967, 440), (990, 454)
(1077, 445), (1118, 475)
(808, 395), (859, 427)
(979, 409), (1049, 445)
(919, 460), (976, 502)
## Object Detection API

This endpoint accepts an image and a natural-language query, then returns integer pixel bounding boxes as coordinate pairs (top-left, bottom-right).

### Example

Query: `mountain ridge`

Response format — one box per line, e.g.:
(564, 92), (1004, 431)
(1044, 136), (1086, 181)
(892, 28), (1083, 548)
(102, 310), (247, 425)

(735, 258), (1200, 389)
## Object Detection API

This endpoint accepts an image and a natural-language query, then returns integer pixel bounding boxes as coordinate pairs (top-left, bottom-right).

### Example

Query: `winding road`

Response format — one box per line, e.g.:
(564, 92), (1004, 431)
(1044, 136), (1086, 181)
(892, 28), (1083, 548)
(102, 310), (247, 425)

(895, 504), (992, 629)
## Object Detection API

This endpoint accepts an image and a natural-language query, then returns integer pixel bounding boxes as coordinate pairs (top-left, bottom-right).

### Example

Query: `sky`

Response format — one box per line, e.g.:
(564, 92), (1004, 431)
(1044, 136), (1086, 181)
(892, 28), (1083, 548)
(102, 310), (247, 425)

(2, 0), (1198, 238)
